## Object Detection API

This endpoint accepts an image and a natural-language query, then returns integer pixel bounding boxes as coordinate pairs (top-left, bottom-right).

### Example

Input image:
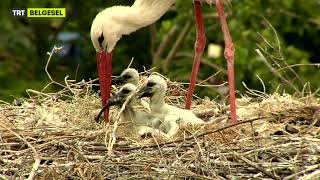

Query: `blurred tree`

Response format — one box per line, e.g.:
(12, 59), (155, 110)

(0, 0), (319, 102)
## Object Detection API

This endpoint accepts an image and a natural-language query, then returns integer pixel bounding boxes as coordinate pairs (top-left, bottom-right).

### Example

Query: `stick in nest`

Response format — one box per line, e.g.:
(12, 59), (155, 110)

(116, 116), (269, 151)
(0, 120), (41, 180)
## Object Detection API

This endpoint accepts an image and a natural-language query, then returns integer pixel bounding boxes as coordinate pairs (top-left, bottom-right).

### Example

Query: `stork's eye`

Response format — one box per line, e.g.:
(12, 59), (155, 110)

(122, 74), (131, 79)
(122, 88), (131, 94)
(147, 81), (156, 87)
(98, 33), (104, 47)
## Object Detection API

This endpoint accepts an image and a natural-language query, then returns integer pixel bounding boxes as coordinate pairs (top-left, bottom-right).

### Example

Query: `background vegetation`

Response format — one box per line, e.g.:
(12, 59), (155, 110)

(0, 0), (319, 102)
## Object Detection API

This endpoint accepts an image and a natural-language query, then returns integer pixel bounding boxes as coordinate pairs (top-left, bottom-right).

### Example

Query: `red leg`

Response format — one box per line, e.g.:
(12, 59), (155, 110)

(185, 0), (206, 109)
(216, 0), (237, 124)
(96, 52), (112, 122)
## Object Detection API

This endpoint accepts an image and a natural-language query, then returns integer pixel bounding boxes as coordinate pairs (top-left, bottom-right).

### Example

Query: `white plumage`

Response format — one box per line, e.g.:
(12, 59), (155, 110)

(138, 75), (205, 126)
(91, 0), (238, 124)
(112, 68), (150, 110)
(91, 0), (175, 53)
(109, 83), (169, 137)
(114, 68), (140, 85)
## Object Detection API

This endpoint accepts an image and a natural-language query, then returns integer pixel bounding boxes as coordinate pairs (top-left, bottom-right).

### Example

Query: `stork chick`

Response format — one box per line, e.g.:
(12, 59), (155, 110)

(111, 68), (150, 110)
(91, 0), (175, 122)
(112, 68), (140, 85)
(91, 0), (237, 124)
(137, 75), (205, 126)
(96, 83), (174, 137)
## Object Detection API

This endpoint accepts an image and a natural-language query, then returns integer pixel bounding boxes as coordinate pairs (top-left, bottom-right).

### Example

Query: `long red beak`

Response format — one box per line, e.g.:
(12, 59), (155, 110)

(96, 52), (112, 122)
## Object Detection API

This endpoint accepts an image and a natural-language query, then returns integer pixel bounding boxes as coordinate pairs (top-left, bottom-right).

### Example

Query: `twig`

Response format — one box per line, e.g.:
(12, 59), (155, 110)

(153, 25), (178, 64)
(200, 59), (228, 75)
(197, 70), (221, 85)
(242, 82), (267, 99)
(284, 164), (320, 180)
(163, 20), (192, 72)
(41, 46), (67, 92)
(64, 76), (75, 95)
(299, 108), (320, 134)
(203, 12), (219, 19)
(0, 122), (40, 180)
(98, 155), (108, 180)
(263, 17), (305, 86)
(180, 81), (227, 88)
(127, 57), (134, 69)
(276, 63), (320, 72)
(255, 49), (299, 91)
(0, 174), (9, 180)
(115, 117), (268, 151)
(175, 52), (228, 75)
(26, 89), (52, 98)
(233, 152), (281, 180)
(149, 23), (157, 57)
(75, 64), (80, 80)
(256, 75), (266, 93)
(28, 159), (41, 180)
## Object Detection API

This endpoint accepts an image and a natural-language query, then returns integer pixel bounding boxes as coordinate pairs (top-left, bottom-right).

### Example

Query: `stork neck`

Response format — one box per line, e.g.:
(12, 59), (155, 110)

(121, 98), (136, 123)
(149, 92), (166, 112)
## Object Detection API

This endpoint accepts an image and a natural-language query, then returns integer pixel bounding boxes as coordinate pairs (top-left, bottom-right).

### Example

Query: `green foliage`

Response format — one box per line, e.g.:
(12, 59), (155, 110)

(0, 0), (319, 102)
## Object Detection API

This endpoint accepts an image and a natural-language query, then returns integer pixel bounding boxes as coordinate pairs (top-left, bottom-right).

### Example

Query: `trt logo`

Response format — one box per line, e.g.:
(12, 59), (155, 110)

(12, 9), (26, 17)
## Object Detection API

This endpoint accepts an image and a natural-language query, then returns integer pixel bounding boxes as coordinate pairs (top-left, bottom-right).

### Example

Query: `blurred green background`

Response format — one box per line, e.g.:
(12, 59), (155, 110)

(0, 0), (319, 102)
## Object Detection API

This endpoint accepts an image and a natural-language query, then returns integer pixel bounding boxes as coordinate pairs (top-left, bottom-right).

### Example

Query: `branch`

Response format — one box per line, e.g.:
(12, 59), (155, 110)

(276, 63), (320, 72)
(255, 49), (299, 92)
(41, 46), (67, 92)
(153, 25), (178, 64)
(203, 13), (220, 20)
(293, 165), (320, 180)
(163, 20), (192, 72)
(233, 152), (281, 180)
(149, 23), (157, 57)
(115, 116), (268, 151)
(175, 52), (228, 75)
(0, 122), (40, 180)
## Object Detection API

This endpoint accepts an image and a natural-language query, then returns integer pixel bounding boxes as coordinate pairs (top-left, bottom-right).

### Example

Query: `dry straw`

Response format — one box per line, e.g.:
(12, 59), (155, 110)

(0, 46), (319, 179)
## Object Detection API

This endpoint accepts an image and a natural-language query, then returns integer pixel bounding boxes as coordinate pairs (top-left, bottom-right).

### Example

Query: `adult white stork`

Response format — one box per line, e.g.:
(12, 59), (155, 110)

(91, 0), (237, 124)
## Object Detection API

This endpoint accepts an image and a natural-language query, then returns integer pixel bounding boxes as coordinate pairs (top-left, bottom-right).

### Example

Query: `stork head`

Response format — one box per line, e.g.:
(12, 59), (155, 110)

(90, 13), (108, 53)
(112, 68), (139, 86)
(137, 75), (167, 99)
(107, 83), (137, 107)
(91, 9), (120, 122)
(95, 83), (136, 123)
(91, 9), (121, 53)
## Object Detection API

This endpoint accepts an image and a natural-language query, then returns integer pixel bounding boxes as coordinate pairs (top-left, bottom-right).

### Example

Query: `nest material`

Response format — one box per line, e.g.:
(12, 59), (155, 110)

(0, 77), (320, 180)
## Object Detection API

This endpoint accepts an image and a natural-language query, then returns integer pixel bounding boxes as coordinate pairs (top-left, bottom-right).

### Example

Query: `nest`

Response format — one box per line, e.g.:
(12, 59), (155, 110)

(0, 74), (320, 179)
